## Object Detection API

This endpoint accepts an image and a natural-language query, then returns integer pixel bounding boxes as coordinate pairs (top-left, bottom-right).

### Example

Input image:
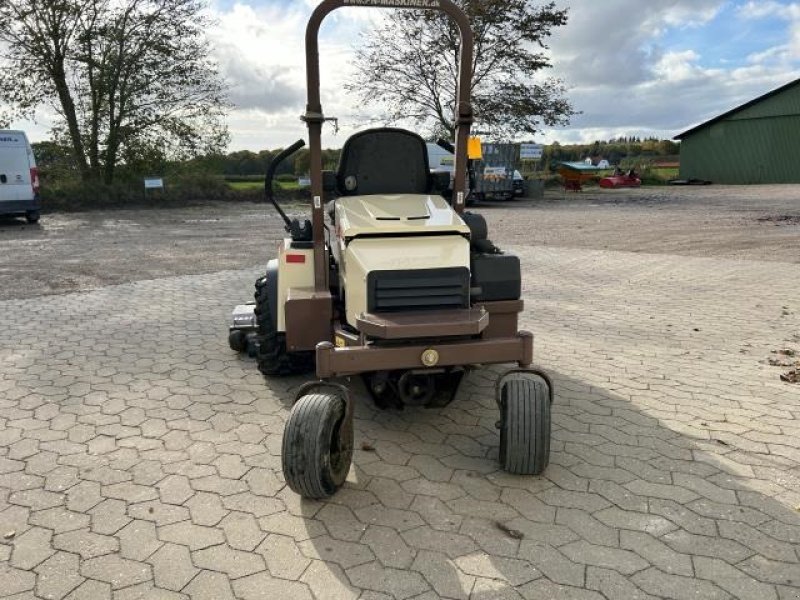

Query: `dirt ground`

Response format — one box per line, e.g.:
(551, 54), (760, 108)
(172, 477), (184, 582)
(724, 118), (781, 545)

(1, 184), (798, 301)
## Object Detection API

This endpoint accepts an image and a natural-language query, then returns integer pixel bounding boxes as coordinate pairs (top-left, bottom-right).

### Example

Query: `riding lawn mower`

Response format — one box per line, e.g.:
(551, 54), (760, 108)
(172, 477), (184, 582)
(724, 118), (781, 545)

(229, 0), (553, 499)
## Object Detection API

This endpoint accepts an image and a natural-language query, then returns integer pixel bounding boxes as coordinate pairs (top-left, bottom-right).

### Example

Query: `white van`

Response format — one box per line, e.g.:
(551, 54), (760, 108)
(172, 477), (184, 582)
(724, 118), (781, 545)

(426, 142), (455, 174)
(0, 130), (40, 223)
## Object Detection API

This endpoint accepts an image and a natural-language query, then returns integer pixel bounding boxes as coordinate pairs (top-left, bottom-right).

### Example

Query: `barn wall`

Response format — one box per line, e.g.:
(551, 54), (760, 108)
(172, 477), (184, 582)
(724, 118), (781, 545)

(679, 83), (800, 184)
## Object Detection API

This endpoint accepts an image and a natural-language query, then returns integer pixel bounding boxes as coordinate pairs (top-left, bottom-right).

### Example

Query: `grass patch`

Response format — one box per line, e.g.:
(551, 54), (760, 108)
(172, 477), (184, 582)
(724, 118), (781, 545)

(227, 180), (303, 191)
(228, 181), (263, 191)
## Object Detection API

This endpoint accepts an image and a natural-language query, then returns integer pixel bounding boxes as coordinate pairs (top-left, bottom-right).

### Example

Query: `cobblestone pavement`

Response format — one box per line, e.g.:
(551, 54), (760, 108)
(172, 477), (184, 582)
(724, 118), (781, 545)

(1, 245), (799, 599)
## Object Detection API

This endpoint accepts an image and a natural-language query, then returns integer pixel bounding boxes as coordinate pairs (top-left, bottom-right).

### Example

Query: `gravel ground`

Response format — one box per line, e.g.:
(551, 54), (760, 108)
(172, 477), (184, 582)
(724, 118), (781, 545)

(0, 185), (799, 301)
(485, 185), (800, 262)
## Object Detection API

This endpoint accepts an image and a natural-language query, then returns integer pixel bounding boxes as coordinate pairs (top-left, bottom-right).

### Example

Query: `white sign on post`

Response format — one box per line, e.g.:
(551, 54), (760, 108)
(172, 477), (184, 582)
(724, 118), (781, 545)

(520, 144), (544, 160)
(144, 177), (164, 189)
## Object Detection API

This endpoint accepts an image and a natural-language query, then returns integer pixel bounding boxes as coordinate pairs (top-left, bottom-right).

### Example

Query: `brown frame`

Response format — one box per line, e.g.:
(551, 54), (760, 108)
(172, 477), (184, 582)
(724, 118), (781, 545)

(355, 308), (489, 339)
(303, 0), (475, 292)
(316, 332), (534, 379)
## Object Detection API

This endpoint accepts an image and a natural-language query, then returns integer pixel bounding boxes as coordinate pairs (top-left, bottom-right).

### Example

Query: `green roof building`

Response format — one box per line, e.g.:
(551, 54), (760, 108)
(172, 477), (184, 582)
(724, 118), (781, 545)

(675, 79), (800, 184)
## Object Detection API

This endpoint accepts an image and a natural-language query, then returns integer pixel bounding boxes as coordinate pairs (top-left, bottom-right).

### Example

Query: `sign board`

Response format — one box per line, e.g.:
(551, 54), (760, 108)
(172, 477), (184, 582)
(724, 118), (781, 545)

(144, 177), (164, 190)
(298, 177), (311, 187)
(468, 137), (483, 160)
(520, 144), (543, 160)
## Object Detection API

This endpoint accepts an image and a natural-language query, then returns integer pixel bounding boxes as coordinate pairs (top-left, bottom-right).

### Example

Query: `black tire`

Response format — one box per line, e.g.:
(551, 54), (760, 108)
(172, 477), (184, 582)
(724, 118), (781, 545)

(228, 329), (247, 353)
(254, 276), (314, 376)
(282, 393), (353, 499)
(25, 210), (40, 224)
(499, 377), (551, 475)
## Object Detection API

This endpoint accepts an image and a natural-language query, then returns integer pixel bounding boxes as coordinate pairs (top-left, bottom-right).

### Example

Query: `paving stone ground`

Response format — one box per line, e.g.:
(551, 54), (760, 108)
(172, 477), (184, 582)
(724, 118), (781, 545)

(1, 242), (799, 599)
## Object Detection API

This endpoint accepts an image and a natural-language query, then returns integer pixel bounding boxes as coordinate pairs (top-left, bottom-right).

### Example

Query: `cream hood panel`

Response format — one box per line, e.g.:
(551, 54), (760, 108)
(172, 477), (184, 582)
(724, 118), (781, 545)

(337, 194), (470, 237)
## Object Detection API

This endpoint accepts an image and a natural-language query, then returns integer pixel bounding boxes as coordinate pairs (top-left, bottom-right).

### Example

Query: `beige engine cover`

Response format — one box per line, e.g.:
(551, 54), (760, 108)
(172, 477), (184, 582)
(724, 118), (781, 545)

(342, 235), (470, 328)
(334, 193), (472, 329)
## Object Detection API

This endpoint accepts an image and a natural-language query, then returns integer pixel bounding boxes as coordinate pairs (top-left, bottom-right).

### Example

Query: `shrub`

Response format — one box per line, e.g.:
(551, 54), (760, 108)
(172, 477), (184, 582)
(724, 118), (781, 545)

(639, 167), (669, 186)
(42, 180), (142, 211)
(276, 173), (297, 183)
(541, 174), (565, 188)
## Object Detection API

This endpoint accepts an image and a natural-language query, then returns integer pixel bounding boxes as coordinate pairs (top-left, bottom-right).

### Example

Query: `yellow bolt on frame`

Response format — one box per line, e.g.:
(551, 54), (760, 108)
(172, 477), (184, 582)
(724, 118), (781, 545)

(468, 137), (483, 160)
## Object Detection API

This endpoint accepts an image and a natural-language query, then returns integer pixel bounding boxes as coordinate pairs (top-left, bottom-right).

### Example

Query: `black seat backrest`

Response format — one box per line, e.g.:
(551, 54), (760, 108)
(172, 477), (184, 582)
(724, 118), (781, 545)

(337, 128), (431, 196)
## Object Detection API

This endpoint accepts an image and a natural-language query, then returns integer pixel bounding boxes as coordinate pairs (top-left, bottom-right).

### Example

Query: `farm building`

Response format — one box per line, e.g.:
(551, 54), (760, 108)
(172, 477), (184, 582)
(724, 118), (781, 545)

(675, 78), (800, 184)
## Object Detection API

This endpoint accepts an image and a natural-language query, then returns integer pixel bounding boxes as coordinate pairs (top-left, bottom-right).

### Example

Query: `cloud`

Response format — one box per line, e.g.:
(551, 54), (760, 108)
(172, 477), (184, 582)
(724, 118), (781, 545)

(207, 1), (386, 149)
(218, 54), (303, 113)
(208, 4), (306, 113)
(548, 0), (723, 88)
(7, 0), (800, 149)
(537, 0), (800, 143)
(737, 1), (794, 19)
(210, 0), (748, 148)
(736, 1), (800, 62)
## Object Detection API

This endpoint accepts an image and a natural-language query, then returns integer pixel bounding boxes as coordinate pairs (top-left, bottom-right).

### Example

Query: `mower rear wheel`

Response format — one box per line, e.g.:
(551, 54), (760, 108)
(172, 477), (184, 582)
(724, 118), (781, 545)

(499, 377), (551, 475)
(254, 276), (314, 376)
(282, 393), (353, 499)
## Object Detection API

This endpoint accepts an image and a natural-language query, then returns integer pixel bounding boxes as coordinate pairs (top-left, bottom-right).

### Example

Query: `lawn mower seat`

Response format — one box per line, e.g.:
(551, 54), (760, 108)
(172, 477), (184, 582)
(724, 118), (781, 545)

(337, 128), (431, 196)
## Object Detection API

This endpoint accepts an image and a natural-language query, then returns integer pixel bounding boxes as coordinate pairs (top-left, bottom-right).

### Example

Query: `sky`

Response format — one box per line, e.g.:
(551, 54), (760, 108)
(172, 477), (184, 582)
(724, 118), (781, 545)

(9, 0), (800, 150)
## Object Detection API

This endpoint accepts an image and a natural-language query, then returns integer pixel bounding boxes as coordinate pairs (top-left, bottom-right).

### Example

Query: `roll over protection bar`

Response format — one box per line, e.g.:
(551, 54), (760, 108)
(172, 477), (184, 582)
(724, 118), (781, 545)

(304, 0), (475, 292)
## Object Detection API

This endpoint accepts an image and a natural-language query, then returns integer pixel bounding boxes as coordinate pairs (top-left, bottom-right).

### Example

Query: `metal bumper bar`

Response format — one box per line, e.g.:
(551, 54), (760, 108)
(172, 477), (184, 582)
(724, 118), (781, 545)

(316, 332), (533, 378)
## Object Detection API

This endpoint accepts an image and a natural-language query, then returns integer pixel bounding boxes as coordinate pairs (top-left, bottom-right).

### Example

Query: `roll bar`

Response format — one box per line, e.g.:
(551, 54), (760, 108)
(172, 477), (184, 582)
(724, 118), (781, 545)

(304, 0), (475, 291)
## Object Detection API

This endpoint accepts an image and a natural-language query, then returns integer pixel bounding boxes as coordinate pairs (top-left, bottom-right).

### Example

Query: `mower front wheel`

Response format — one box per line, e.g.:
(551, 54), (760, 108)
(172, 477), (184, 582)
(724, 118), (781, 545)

(499, 376), (551, 475)
(282, 393), (353, 499)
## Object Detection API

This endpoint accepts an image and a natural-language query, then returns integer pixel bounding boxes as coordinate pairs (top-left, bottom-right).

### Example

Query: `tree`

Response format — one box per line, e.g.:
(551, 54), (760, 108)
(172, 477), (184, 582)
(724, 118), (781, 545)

(0, 0), (228, 183)
(32, 141), (80, 181)
(346, 0), (574, 140)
